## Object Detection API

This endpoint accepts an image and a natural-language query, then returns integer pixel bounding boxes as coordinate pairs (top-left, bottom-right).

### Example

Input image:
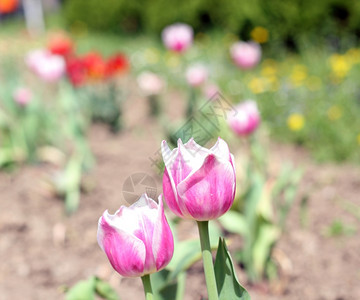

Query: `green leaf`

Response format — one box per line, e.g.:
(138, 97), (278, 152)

(95, 277), (119, 300)
(151, 269), (186, 300)
(66, 277), (96, 300)
(252, 224), (280, 276)
(218, 211), (249, 236)
(214, 238), (251, 300)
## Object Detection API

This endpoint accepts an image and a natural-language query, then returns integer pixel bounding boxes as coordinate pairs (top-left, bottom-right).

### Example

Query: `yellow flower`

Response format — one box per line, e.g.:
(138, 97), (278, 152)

(144, 48), (160, 65)
(248, 77), (266, 94)
(327, 105), (343, 121)
(357, 133), (360, 145)
(305, 76), (322, 91)
(165, 52), (180, 68)
(346, 48), (360, 65)
(329, 54), (350, 78)
(287, 114), (305, 131)
(251, 26), (269, 44)
(261, 65), (277, 77)
(290, 65), (308, 87)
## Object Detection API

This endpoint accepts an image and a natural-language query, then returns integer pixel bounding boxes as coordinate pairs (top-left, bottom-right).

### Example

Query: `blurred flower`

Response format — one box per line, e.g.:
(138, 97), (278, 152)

(137, 71), (165, 96)
(230, 41), (261, 70)
(329, 54), (350, 79)
(248, 77), (266, 94)
(346, 48), (360, 65)
(202, 83), (219, 99)
(186, 64), (208, 87)
(165, 52), (180, 68)
(161, 138), (236, 221)
(0, 0), (18, 14)
(97, 194), (174, 278)
(13, 87), (32, 106)
(250, 26), (269, 44)
(83, 52), (106, 80)
(25, 49), (65, 83)
(162, 23), (193, 53)
(105, 53), (130, 78)
(290, 64), (307, 87)
(287, 113), (305, 131)
(327, 105), (342, 121)
(227, 100), (260, 136)
(144, 48), (160, 65)
(66, 56), (87, 87)
(48, 33), (73, 57)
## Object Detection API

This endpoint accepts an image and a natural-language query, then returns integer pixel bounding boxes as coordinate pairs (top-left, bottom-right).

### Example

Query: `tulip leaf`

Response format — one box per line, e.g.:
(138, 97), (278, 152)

(214, 238), (251, 300)
(66, 276), (96, 300)
(218, 211), (249, 236)
(151, 269), (186, 300)
(95, 277), (119, 300)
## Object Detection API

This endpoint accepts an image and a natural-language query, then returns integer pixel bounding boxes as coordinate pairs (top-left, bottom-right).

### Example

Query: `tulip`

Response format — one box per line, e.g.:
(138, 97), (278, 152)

(137, 71), (165, 96)
(162, 23), (193, 53)
(227, 100), (260, 136)
(161, 138), (236, 221)
(230, 41), (261, 70)
(48, 34), (73, 57)
(13, 87), (32, 106)
(186, 64), (208, 87)
(25, 49), (65, 82)
(97, 194), (174, 278)
(105, 53), (130, 78)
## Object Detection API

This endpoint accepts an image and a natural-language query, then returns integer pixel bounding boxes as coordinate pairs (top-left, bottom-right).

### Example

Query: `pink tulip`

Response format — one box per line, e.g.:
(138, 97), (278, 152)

(186, 64), (208, 87)
(161, 138), (236, 221)
(230, 41), (261, 69)
(25, 49), (65, 82)
(162, 23), (193, 53)
(97, 194), (174, 278)
(227, 100), (260, 136)
(137, 71), (165, 96)
(13, 87), (32, 106)
(202, 83), (219, 99)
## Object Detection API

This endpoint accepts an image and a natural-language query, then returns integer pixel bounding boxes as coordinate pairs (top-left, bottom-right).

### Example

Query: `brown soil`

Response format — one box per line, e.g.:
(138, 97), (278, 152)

(1, 89), (360, 300)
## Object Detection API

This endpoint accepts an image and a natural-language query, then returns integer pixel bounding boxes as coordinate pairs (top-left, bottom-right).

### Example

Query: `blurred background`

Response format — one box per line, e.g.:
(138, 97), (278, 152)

(0, 0), (359, 299)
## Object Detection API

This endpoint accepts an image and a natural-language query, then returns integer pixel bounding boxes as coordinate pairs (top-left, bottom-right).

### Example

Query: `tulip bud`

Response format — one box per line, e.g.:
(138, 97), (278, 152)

(137, 71), (165, 96)
(97, 194), (174, 278)
(162, 23), (193, 53)
(161, 138), (236, 221)
(13, 87), (32, 106)
(230, 41), (261, 70)
(227, 100), (260, 136)
(186, 64), (208, 87)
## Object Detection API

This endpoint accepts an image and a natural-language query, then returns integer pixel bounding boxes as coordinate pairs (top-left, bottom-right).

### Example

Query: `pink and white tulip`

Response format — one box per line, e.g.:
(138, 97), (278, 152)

(162, 23), (193, 53)
(137, 71), (165, 96)
(13, 87), (32, 106)
(25, 49), (65, 82)
(161, 138), (236, 221)
(227, 100), (260, 136)
(97, 194), (174, 278)
(186, 64), (208, 87)
(230, 41), (261, 70)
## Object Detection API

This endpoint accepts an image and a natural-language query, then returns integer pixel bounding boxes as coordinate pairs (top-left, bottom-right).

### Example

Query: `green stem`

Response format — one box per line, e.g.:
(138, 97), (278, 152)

(197, 221), (219, 300)
(141, 274), (154, 300)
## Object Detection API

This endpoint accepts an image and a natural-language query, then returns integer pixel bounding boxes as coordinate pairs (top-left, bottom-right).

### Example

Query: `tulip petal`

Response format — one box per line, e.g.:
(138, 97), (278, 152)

(97, 213), (146, 277)
(152, 195), (174, 270)
(177, 154), (235, 221)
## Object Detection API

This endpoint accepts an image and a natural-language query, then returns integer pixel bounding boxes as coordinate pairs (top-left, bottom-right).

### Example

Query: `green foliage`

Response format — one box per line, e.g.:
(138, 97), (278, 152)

(63, 0), (360, 49)
(66, 276), (119, 300)
(214, 238), (251, 300)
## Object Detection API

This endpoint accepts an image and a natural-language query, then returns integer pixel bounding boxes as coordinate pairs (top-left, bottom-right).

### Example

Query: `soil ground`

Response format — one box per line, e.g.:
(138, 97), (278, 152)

(0, 89), (360, 300)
